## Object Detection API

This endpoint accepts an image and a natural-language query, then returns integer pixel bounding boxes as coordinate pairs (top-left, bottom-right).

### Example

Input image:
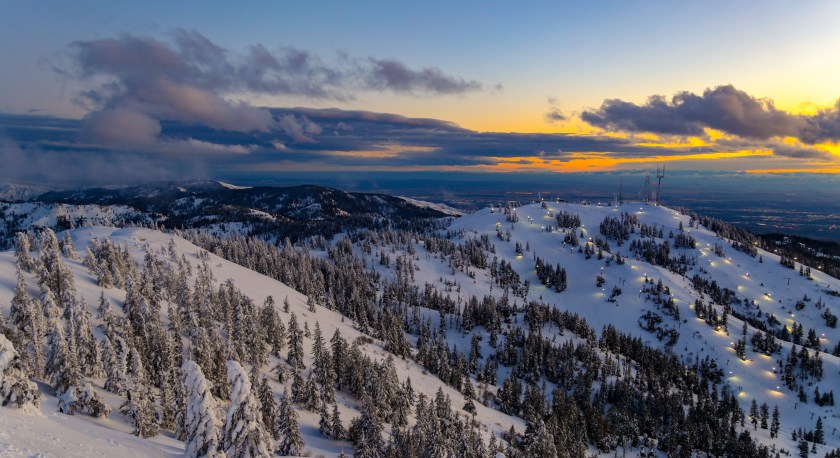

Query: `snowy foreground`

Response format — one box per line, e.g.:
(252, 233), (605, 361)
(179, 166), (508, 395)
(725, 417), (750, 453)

(0, 226), (521, 457)
(1, 201), (840, 456)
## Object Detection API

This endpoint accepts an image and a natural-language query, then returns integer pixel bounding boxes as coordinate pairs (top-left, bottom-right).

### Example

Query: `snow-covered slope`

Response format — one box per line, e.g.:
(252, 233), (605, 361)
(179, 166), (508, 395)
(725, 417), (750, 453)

(0, 226), (521, 457)
(326, 200), (839, 454)
(2, 199), (840, 456)
(442, 202), (840, 451)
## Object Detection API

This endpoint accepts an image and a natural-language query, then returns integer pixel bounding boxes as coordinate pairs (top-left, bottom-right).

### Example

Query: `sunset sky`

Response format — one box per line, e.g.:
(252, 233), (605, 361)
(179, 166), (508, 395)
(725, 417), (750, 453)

(2, 0), (840, 180)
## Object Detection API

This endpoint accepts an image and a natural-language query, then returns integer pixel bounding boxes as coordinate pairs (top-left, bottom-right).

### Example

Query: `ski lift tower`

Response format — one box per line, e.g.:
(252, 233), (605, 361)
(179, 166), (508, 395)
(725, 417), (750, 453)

(655, 165), (665, 205)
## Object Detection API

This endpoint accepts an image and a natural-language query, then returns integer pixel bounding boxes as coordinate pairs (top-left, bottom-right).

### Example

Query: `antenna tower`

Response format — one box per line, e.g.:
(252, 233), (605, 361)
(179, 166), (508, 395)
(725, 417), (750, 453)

(618, 177), (624, 204)
(644, 175), (651, 203)
(655, 165), (665, 205)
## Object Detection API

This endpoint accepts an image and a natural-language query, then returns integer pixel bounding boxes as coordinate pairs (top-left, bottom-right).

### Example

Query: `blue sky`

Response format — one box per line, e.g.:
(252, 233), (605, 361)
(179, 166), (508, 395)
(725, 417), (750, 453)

(1, 1), (840, 177)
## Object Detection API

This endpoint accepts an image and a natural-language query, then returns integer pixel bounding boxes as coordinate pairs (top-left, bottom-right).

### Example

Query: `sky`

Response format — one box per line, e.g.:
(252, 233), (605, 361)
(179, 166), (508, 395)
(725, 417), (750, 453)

(2, 0), (840, 181)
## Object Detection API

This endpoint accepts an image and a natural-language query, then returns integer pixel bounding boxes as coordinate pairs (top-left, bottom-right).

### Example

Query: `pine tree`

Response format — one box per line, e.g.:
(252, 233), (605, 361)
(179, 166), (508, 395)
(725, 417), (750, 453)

(37, 229), (76, 307)
(815, 416), (825, 444)
(182, 360), (223, 458)
(222, 360), (272, 458)
(48, 317), (81, 398)
(319, 401), (332, 437)
(60, 231), (80, 260)
(351, 396), (384, 458)
(14, 232), (38, 272)
(275, 388), (304, 456)
(0, 333), (41, 410)
(331, 401), (346, 440)
(255, 374), (279, 440)
(9, 268), (44, 377)
(260, 296), (285, 357)
(120, 348), (159, 438)
(524, 418), (558, 458)
(759, 402), (769, 429)
(103, 335), (128, 395)
(749, 398), (759, 430)
(286, 312), (304, 370)
(331, 329), (347, 391)
(770, 404), (781, 438)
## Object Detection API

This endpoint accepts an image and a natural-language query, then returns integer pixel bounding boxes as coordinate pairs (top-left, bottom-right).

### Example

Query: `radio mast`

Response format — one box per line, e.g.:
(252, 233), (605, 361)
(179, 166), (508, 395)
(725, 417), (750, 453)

(655, 165), (665, 205)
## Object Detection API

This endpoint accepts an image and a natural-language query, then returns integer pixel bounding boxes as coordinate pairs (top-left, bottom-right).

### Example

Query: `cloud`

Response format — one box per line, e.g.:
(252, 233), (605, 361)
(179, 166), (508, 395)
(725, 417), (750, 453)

(363, 58), (482, 95)
(5, 105), (837, 186)
(802, 100), (840, 144)
(62, 30), (483, 149)
(0, 133), (208, 185)
(80, 108), (161, 145)
(278, 114), (322, 143)
(545, 108), (566, 123)
(582, 85), (809, 140)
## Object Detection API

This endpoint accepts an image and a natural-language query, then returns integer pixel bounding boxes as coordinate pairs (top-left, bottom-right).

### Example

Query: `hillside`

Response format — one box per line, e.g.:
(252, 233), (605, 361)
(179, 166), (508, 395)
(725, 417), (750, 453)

(0, 226), (520, 457)
(1, 199), (839, 456)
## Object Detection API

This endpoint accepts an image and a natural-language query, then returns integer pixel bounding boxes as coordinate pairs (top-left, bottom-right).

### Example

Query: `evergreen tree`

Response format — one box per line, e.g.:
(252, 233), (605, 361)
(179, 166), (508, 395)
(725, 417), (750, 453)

(350, 396), (384, 458)
(331, 402), (346, 440)
(103, 335), (128, 395)
(524, 418), (557, 458)
(815, 416), (825, 444)
(182, 360), (223, 458)
(48, 317), (81, 399)
(14, 232), (38, 272)
(331, 329), (347, 391)
(0, 333), (41, 410)
(120, 349), (159, 438)
(9, 268), (44, 377)
(286, 312), (304, 370)
(319, 401), (332, 437)
(255, 373), (279, 440)
(770, 404), (781, 438)
(37, 229), (76, 307)
(60, 231), (80, 260)
(222, 360), (272, 458)
(759, 402), (769, 429)
(275, 388), (305, 456)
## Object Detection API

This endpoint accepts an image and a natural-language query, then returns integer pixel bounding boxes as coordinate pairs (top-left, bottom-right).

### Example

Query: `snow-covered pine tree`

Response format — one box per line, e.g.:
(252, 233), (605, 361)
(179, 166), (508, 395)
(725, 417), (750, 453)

(260, 296), (285, 357)
(331, 328), (347, 391)
(0, 333), (41, 411)
(66, 382), (111, 418)
(120, 348), (159, 437)
(37, 228), (76, 307)
(48, 314), (80, 397)
(9, 268), (44, 378)
(302, 371), (319, 411)
(74, 299), (104, 378)
(182, 360), (223, 458)
(319, 400), (331, 437)
(14, 232), (39, 272)
(331, 401), (346, 440)
(350, 395), (385, 458)
(60, 231), (80, 260)
(524, 418), (558, 458)
(286, 312), (304, 370)
(275, 388), (304, 456)
(254, 374), (279, 441)
(103, 334), (128, 395)
(222, 360), (272, 458)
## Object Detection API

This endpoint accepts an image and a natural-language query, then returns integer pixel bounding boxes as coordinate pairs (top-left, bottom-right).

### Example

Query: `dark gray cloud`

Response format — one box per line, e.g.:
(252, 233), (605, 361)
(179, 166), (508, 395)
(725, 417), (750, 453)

(63, 30), (483, 147)
(545, 108), (566, 123)
(802, 100), (840, 144)
(363, 59), (482, 95)
(582, 85), (810, 140)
